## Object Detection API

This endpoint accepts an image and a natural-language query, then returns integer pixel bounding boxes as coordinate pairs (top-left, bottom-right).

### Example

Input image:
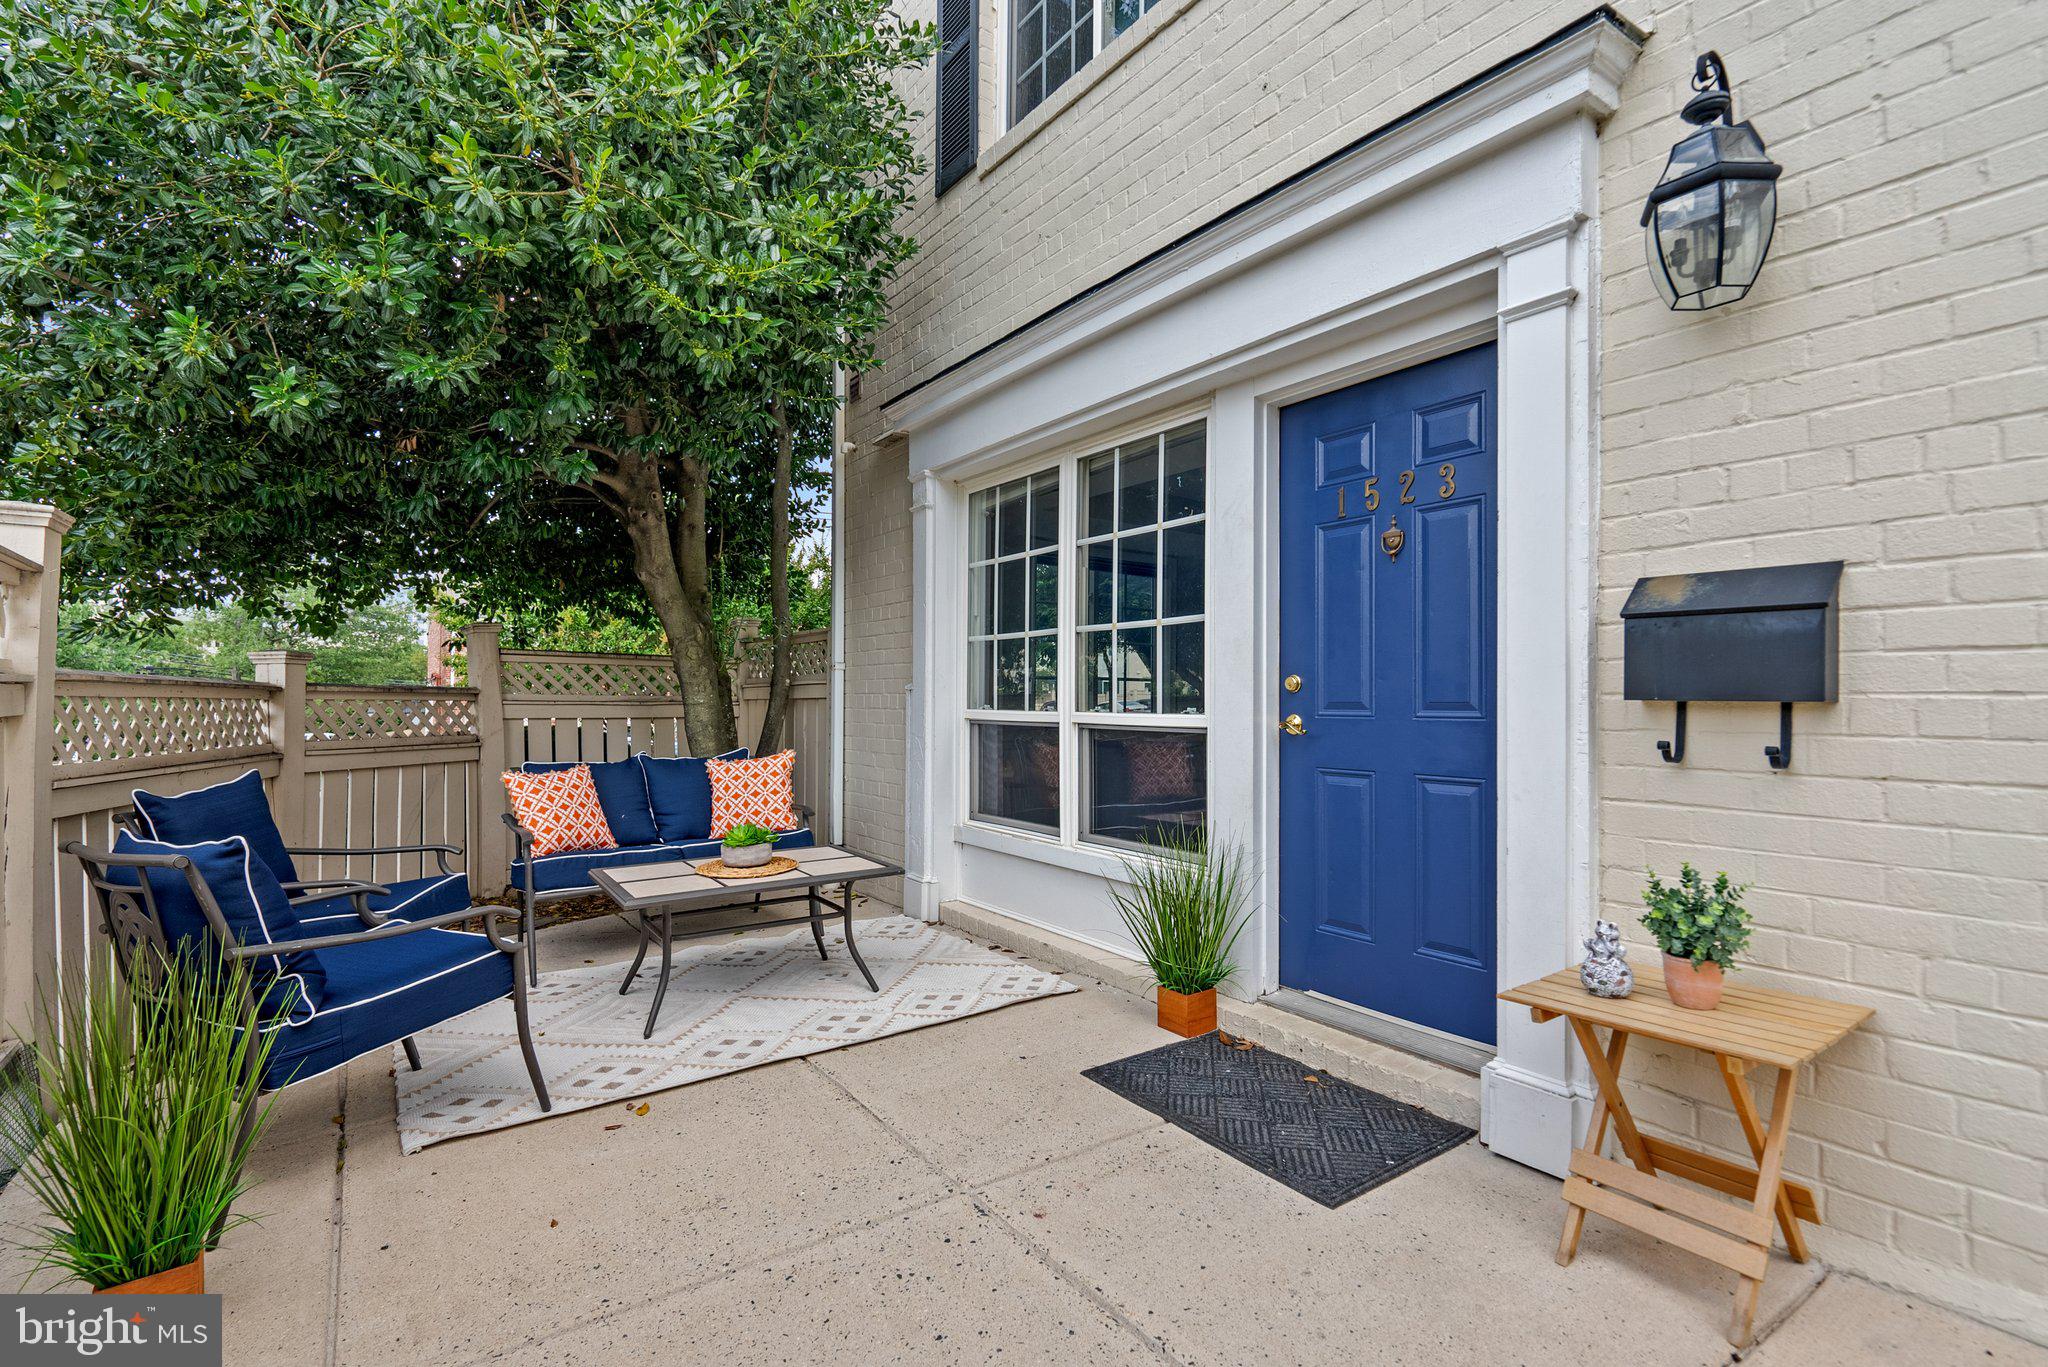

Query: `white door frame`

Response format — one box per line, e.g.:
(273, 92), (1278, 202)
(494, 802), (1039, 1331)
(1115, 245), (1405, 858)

(885, 19), (1638, 1176)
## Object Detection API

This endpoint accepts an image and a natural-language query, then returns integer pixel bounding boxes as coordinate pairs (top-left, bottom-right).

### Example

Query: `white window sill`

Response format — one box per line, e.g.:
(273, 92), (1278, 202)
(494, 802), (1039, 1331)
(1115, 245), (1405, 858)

(980, 0), (1205, 181)
(954, 820), (1140, 881)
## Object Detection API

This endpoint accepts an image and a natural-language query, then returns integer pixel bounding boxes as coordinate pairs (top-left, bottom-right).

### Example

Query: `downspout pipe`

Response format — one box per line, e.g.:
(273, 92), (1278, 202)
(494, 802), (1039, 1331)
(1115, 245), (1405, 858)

(829, 365), (848, 846)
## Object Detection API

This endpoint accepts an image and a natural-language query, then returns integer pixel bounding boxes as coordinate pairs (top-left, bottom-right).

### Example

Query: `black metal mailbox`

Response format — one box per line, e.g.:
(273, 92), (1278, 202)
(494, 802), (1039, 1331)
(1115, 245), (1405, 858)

(1622, 561), (1842, 702)
(1620, 561), (1843, 768)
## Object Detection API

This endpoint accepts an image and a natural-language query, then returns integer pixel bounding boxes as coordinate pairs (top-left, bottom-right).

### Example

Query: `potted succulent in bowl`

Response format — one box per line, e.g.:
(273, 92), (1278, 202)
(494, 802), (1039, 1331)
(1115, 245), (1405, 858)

(1110, 829), (1254, 1037)
(13, 952), (276, 1295)
(720, 821), (780, 869)
(1640, 863), (1753, 1011)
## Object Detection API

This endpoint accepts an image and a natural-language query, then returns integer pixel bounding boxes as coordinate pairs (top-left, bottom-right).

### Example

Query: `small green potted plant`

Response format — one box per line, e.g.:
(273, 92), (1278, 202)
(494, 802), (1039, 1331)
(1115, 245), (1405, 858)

(1640, 863), (1752, 1010)
(720, 821), (780, 869)
(13, 952), (277, 1294)
(1109, 829), (1254, 1037)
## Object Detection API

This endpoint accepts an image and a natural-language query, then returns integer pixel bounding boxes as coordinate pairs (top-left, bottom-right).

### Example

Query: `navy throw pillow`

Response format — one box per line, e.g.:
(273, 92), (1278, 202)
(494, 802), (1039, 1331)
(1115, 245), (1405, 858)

(132, 768), (299, 887)
(520, 757), (660, 846)
(110, 831), (325, 1021)
(638, 749), (748, 843)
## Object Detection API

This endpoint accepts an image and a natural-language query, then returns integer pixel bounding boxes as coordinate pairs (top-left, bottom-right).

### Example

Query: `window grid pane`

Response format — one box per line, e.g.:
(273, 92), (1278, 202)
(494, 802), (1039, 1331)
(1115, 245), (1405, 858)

(971, 722), (1060, 834)
(970, 469), (1061, 713)
(1073, 425), (1205, 717)
(1081, 727), (1205, 846)
(1013, 0), (1097, 122)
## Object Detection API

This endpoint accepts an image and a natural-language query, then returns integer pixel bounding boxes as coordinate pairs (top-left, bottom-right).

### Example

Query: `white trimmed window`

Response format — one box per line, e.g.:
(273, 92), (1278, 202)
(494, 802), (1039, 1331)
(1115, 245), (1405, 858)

(1009, 0), (1163, 125)
(965, 420), (1207, 850)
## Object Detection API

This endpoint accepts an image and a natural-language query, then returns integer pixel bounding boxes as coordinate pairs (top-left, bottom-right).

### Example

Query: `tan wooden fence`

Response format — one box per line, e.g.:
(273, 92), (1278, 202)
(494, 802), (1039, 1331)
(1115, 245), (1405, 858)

(0, 502), (831, 1044)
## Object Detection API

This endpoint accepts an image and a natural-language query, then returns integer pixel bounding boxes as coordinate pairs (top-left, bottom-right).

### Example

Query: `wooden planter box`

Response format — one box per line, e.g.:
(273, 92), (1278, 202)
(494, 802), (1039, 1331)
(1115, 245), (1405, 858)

(99, 1253), (204, 1296)
(1157, 987), (1217, 1038)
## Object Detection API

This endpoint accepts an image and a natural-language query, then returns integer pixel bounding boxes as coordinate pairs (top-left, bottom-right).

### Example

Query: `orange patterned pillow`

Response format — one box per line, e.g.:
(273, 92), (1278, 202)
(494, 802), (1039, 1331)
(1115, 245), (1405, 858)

(502, 764), (617, 856)
(706, 750), (803, 837)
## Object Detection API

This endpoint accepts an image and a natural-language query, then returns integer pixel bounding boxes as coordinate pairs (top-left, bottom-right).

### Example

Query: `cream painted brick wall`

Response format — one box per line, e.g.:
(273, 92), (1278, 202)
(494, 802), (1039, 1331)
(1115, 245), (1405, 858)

(840, 0), (2047, 1331)
(1594, 0), (2047, 1331)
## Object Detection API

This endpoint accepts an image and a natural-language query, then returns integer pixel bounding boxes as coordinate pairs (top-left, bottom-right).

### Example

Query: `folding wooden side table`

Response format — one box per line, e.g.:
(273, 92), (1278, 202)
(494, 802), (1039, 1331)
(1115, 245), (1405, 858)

(1500, 963), (1871, 1348)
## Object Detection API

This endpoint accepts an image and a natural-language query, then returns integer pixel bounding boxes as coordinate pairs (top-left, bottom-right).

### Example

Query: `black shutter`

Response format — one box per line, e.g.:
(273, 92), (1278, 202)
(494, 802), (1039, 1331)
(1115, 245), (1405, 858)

(934, 0), (977, 196)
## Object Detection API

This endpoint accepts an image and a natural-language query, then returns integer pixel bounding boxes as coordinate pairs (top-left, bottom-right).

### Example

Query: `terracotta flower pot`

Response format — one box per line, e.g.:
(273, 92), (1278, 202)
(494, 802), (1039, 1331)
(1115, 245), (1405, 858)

(1662, 953), (1724, 1010)
(1156, 986), (1217, 1038)
(98, 1253), (204, 1296)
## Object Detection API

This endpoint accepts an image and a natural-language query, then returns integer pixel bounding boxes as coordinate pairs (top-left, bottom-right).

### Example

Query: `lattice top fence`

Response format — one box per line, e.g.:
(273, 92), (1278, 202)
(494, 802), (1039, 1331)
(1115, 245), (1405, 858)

(51, 673), (273, 775)
(733, 630), (830, 686)
(53, 635), (828, 774)
(500, 652), (682, 701)
(305, 686), (480, 749)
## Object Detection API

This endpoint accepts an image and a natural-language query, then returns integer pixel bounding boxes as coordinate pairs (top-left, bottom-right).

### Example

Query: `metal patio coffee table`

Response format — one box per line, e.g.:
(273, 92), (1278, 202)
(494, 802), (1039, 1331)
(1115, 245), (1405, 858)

(592, 844), (903, 1038)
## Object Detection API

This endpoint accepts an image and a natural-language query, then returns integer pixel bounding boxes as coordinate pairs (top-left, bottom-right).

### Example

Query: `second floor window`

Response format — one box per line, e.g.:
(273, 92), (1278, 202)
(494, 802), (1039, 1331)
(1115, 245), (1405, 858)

(1011, 0), (1162, 124)
(1012, 0), (1094, 122)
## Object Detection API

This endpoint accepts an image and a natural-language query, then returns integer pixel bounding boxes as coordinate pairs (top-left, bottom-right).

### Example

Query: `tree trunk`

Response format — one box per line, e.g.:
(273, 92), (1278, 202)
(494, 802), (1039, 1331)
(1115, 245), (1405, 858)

(608, 449), (738, 755)
(755, 398), (795, 756)
(668, 455), (739, 753)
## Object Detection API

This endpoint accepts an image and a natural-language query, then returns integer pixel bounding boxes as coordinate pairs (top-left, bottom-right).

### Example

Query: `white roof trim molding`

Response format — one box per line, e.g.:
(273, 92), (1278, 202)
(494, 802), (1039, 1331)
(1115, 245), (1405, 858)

(883, 13), (1642, 444)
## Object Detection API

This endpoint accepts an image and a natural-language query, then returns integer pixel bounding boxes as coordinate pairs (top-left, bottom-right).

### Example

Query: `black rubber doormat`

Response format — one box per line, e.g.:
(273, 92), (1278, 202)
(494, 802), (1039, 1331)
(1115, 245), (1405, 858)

(1083, 1031), (1475, 1208)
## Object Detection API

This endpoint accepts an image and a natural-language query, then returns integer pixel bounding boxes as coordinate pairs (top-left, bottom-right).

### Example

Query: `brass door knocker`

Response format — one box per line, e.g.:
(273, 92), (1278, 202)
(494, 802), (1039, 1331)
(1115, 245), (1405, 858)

(1380, 516), (1405, 561)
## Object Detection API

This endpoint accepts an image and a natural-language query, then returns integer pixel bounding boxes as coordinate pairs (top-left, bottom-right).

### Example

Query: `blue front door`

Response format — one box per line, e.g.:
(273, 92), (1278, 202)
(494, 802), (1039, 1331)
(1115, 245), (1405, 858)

(1277, 344), (1498, 1044)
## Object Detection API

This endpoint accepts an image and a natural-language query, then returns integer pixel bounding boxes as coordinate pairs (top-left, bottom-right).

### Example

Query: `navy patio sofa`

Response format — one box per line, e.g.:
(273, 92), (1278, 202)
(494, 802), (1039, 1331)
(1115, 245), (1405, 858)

(504, 749), (813, 982)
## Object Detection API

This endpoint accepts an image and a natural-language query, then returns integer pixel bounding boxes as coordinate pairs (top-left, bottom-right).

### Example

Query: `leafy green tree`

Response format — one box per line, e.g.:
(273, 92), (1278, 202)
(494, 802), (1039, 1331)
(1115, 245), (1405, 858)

(718, 545), (833, 634)
(477, 542), (828, 656)
(59, 597), (428, 685)
(0, 0), (930, 752)
(487, 605), (671, 658)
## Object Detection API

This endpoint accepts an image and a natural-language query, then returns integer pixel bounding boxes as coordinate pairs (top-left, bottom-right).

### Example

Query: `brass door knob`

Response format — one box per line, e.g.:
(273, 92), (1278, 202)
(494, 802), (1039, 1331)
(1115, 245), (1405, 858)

(1283, 674), (1302, 693)
(1281, 714), (1305, 736)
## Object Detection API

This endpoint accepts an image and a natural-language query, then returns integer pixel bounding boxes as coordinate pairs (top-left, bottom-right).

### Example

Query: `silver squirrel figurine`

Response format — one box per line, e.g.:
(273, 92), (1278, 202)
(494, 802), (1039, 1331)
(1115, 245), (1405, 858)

(1579, 919), (1634, 998)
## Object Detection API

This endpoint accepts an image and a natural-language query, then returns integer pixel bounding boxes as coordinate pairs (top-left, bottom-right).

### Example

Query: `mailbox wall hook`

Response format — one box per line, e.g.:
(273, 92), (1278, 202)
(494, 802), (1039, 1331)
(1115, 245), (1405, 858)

(1765, 701), (1795, 770)
(1658, 701), (1688, 763)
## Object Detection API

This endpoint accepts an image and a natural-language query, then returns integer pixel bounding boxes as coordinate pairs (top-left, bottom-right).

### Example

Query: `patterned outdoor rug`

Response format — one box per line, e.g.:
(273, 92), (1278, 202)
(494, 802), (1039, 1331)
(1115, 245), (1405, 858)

(394, 917), (1075, 1152)
(1084, 1031), (1475, 1207)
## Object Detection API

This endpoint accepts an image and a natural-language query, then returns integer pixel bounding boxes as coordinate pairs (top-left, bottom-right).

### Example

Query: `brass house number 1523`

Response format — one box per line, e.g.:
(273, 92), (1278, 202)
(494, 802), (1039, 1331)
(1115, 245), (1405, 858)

(1382, 463), (1457, 562)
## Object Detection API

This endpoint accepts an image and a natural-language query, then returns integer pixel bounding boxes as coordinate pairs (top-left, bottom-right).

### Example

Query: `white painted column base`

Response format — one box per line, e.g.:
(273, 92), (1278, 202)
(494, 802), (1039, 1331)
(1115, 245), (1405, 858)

(1480, 1057), (1592, 1178)
(903, 872), (943, 923)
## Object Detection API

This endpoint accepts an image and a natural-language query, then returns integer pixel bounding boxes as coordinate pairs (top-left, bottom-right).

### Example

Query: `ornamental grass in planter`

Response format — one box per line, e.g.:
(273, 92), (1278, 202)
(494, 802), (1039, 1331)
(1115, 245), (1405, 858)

(1640, 863), (1753, 1011)
(1110, 829), (1254, 1038)
(12, 952), (277, 1294)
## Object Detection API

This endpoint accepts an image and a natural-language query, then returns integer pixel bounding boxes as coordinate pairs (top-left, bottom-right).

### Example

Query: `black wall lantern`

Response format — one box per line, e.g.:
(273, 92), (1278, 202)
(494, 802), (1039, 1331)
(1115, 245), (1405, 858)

(1642, 52), (1782, 311)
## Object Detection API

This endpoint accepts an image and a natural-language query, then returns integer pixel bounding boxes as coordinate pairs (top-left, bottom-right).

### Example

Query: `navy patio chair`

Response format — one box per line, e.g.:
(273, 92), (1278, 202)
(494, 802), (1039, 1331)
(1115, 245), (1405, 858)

(63, 767), (550, 1111)
(63, 829), (551, 1113)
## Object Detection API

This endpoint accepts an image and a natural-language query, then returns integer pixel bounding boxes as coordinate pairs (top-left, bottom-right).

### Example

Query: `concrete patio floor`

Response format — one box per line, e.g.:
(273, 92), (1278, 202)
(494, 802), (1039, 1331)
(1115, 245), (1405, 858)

(3, 909), (2040, 1367)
